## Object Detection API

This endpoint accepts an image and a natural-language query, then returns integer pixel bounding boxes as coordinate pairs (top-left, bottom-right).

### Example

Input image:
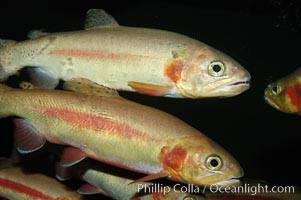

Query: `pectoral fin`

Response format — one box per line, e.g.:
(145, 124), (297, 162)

(63, 78), (119, 97)
(25, 67), (59, 89)
(128, 81), (172, 96)
(13, 118), (46, 154)
(60, 147), (87, 167)
(78, 183), (106, 195)
(129, 171), (170, 184)
(84, 9), (119, 29)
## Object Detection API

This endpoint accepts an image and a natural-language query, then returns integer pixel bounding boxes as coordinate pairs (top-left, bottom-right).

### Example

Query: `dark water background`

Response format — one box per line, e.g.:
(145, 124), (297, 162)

(0, 0), (300, 199)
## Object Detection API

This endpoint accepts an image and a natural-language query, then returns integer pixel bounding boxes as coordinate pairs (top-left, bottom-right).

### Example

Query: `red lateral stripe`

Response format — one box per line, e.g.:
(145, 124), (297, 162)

(44, 107), (156, 141)
(0, 177), (54, 200)
(50, 49), (156, 60)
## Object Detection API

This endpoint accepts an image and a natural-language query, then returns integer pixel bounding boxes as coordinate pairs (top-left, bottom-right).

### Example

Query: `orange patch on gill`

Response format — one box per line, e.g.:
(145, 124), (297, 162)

(0, 177), (55, 200)
(50, 49), (156, 60)
(160, 145), (187, 171)
(43, 107), (155, 141)
(164, 60), (183, 83)
(286, 84), (301, 111)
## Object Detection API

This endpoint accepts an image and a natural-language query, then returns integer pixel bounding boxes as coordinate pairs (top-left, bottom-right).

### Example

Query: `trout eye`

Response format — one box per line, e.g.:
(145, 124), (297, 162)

(271, 84), (281, 95)
(205, 155), (223, 171)
(208, 61), (225, 77)
(183, 195), (196, 200)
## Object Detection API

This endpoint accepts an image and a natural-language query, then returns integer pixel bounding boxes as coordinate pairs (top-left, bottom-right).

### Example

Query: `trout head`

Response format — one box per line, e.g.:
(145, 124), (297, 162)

(265, 68), (301, 114)
(159, 137), (243, 187)
(173, 45), (250, 98)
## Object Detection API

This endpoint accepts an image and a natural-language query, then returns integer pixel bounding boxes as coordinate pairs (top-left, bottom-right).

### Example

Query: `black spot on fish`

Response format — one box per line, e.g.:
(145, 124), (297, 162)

(172, 51), (178, 58)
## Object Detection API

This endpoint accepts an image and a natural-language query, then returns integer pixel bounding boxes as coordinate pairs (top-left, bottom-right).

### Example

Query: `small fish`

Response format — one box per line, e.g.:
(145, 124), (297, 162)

(0, 9), (250, 98)
(264, 68), (301, 114)
(0, 159), (83, 200)
(56, 159), (205, 200)
(0, 79), (243, 186)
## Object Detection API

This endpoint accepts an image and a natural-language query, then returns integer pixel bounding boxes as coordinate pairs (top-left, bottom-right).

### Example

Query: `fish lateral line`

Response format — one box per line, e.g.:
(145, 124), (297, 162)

(41, 106), (157, 141)
(49, 49), (159, 61)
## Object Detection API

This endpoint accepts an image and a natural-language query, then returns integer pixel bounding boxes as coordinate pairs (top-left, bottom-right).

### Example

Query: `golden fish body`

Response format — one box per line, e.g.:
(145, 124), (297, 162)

(0, 84), (243, 186)
(0, 9), (250, 98)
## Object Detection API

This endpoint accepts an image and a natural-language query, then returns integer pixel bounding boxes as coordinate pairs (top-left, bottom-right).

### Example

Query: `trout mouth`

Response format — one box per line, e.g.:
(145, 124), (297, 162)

(209, 79), (250, 97)
(213, 178), (242, 187)
(229, 80), (250, 86)
(264, 96), (282, 111)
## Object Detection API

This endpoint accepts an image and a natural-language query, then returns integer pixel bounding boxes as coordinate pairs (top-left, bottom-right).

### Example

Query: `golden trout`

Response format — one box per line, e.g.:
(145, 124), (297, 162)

(0, 79), (243, 186)
(0, 160), (83, 200)
(0, 9), (250, 98)
(264, 68), (301, 114)
(56, 160), (205, 200)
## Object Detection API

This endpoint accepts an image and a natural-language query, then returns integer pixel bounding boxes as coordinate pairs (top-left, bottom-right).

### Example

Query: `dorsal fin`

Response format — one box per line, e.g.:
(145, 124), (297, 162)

(84, 9), (119, 29)
(62, 78), (120, 97)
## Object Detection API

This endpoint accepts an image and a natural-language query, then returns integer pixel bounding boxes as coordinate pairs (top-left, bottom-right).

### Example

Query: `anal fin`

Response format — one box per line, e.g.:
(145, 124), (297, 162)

(128, 81), (172, 96)
(13, 118), (46, 154)
(63, 78), (119, 97)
